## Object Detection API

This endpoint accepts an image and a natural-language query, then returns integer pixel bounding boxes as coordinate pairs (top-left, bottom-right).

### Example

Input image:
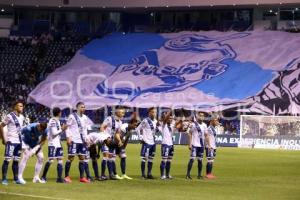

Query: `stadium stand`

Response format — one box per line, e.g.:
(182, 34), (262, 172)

(0, 32), (87, 121)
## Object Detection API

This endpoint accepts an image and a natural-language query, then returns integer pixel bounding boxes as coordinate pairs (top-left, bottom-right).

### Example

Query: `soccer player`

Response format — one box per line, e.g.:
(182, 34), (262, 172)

(205, 116), (218, 179)
(111, 111), (140, 180)
(100, 110), (121, 180)
(186, 112), (208, 180)
(86, 133), (105, 181)
(136, 107), (158, 179)
(159, 111), (182, 180)
(85, 131), (112, 181)
(41, 107), (68, 183)
(17, 118), (48, 184)
(100, 106), (132, 180)
(0, 100), (25, 185)
(64, 102), (93, 183)
(85, 132), (112, 150)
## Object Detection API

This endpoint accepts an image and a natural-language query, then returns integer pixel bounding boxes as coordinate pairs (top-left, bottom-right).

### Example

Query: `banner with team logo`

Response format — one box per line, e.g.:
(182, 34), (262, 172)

(28, 31), (300, 114)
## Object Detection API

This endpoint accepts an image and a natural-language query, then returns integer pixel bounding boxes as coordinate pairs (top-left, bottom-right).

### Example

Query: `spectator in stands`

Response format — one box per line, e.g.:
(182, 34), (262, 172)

(224, 123), (232, 135)
(215, 123), (224, 135)
(17, 37), (23, 46)
(46, 32), (54, 42)
(231, 125), (238, 135)
(31, 36), (38, 47)
(8, 35), (17, 45)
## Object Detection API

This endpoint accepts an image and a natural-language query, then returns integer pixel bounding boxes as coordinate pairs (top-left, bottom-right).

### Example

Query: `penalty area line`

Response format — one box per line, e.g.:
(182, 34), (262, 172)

(0, 190), (72, 200)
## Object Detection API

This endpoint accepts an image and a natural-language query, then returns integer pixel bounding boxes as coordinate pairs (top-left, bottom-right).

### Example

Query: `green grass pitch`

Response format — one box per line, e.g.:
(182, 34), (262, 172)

(0, 144), (300, 200)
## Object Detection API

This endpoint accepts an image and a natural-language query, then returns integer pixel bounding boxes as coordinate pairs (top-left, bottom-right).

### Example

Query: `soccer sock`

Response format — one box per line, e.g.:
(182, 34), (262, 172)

(107, 160), (113, 176)
(65, 160), (72, 177)
(147, 159), (153, 176)
(206, 162), (213, 175)
(141, 159), (146, 176)
(92, 160), (99, 178)
(34, 154), (44, 178)
(84, 161), (91, 178)
(187, 159), (194, 176)
(197, 159), (203, 176)
(42, 161), (52, 179)
(120, 157), (126, 175)
(2, 160), (9, 180)
(101, 158), (107, 176)
(166, 160), (171, 177)
(18, 153), (29, 179)
(57, 160), (63, 180)
(112, 160), (117, 175)
(79, 161), (85, 179)
(12, 160), (19, 181)
(160, 160), (166, 177)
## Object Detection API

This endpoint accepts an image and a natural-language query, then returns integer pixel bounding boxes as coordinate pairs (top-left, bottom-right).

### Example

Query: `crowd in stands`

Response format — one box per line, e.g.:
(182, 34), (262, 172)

(0, 31), (88, 120)
(242, 120), (300, 137)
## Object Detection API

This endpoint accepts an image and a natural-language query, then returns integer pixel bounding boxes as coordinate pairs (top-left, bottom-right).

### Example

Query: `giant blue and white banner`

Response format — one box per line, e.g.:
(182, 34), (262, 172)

(28, 31), (300, 114)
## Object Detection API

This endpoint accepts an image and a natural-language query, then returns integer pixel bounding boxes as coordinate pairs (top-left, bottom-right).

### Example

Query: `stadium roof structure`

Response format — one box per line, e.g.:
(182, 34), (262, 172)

(0, 0), (300, 9)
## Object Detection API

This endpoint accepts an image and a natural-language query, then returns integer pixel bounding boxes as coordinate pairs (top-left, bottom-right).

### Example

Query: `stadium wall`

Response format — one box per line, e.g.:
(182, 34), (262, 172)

(127, 132), (240, 147)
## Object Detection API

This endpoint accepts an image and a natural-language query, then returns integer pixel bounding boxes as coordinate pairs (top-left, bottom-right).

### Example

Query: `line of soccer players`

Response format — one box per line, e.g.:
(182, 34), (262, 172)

(0, 100), (218, 185)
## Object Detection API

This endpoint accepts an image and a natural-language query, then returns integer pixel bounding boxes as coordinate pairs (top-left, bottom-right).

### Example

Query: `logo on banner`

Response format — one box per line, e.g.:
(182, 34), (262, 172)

(94, 33), (250, 101)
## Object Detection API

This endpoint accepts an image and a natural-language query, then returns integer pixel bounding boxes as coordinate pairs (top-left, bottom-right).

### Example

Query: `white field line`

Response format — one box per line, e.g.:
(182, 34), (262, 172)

(0, 190), (72, 200)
